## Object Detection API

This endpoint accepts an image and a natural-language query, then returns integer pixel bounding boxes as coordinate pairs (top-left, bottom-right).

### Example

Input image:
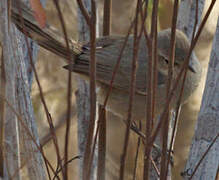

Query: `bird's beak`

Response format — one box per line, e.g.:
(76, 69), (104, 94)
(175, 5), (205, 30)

(188, 53), (198, 73)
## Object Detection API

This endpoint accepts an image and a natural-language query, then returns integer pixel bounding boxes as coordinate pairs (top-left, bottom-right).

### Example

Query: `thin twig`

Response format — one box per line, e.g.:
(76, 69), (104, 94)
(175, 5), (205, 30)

(189, 133), (219, 179)
(51, 0), (73, 179)
(160, 0), (179, 179)
(77, 0), (91, 26)
(82, 0), (97, 179)
(150, 156), (160, 177)
(102, 0), (112, 36)
(144, 0), (159, 178)
(96, 1), (112, 178)
(119, 1), (143, 179)
(52, 156), (81, 180)
(97, 105), (106, 180)
(132, 122), (141, 180)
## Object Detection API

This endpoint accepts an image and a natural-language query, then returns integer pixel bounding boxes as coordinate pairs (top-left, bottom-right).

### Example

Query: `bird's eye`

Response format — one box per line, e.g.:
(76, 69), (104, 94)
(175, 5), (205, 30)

(162, 57), (168, 64)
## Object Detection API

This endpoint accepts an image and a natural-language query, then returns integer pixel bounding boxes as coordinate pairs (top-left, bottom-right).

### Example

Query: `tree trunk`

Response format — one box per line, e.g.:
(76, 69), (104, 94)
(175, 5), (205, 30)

(0, 0), (46, 179)
(183, 16), (219, 180)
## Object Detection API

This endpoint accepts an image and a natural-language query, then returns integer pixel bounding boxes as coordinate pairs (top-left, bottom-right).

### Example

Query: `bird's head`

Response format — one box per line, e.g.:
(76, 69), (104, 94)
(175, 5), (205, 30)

(157, 29), (199, 76)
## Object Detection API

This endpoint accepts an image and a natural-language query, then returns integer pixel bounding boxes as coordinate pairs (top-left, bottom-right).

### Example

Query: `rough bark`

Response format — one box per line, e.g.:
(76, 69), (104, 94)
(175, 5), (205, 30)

(183, 16), (219, 180)
(177, 0), (205, 40)
(0, 0), (46, 179)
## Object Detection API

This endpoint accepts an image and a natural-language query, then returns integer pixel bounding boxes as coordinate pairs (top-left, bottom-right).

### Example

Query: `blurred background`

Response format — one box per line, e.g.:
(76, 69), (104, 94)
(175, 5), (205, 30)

(31, 0), (218, 179)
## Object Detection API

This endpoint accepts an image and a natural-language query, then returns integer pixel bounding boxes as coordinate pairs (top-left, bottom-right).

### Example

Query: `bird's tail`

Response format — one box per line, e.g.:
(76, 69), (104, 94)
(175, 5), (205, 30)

(11, 2), (82, 61)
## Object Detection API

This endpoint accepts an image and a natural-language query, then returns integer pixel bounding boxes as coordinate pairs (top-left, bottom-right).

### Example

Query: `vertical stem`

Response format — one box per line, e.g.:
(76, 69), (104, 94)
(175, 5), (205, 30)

(97, 105), (106, 180)
(144, 0), (158, 178)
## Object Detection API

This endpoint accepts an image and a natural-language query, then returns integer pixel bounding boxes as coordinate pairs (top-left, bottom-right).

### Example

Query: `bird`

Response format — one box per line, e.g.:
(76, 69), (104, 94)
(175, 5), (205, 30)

(11, 3), (202, 122)
(10, 4), (203, 179)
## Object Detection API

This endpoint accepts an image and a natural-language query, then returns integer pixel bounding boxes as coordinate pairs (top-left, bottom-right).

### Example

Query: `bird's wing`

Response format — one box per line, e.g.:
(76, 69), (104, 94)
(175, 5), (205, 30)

(66, 35), (131, 91)
(65, 36), (166, 95)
